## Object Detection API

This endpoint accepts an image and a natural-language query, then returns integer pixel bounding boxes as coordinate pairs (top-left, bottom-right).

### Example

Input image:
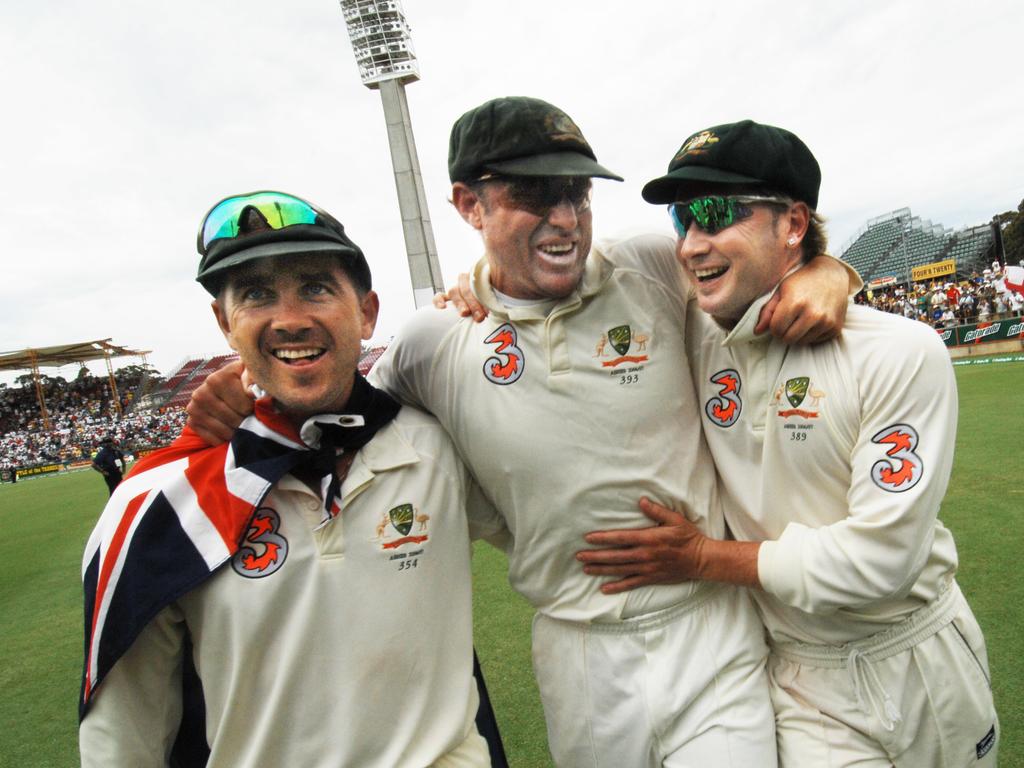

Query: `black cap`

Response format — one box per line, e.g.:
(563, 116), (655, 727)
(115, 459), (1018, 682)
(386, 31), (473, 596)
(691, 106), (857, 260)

(195, 191), (371, 296)
(642, 120), (820, 208)
(448, 96), (623, 183)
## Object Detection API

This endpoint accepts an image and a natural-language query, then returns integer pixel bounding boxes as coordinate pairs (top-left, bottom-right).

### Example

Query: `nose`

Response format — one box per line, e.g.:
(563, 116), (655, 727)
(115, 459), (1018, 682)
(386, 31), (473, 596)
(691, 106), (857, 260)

(546, 198), (579, 231)
(677, 223), (711, 262)
(270, 293), (313, 337)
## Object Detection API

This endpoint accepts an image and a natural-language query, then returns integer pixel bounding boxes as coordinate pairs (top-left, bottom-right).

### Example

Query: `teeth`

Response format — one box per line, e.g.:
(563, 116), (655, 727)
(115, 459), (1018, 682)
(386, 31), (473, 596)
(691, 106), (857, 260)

(695, 267), (727, 280)
(538, 244), (573, 254)
(274, 348), (323, 360)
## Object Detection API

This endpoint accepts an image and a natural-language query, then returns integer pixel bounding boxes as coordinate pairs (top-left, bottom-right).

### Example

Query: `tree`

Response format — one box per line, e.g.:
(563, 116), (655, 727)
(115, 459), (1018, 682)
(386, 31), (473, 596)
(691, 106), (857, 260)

(15, 373), (47, 389)
(999, 199), (1024, 265)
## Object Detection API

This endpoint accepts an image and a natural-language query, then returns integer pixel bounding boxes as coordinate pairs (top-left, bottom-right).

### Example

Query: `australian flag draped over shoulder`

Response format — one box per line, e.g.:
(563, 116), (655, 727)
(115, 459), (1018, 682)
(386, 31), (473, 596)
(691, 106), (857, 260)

(80, 375), (400, 719)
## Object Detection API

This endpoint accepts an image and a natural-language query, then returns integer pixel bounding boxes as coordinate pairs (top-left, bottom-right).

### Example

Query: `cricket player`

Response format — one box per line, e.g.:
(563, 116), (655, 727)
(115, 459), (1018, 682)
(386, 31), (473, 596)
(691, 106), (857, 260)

(187, 98), (856, 767)
(579, 120), (1000, 766)
(79, 191), (494, 767)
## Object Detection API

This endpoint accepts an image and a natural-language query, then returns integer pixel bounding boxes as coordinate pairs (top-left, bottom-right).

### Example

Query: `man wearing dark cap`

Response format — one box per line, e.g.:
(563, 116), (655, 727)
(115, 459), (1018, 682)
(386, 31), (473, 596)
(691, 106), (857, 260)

(368, 99), (861, 766)
(79, 191), (497, 767)
(186, 100), (853, 766)
(582, 121), (999, 766)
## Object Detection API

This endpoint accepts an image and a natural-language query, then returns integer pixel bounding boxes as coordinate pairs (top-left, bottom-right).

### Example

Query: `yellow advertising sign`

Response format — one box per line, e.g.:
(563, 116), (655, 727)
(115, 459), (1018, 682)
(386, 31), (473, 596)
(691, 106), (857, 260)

(16, 463), (62, 478)
(911, 259), (956, 282)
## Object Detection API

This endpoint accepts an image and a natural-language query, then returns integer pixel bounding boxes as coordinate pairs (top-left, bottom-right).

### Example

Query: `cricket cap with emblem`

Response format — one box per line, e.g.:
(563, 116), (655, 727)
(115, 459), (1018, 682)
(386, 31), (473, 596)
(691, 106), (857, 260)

(641, 119), (821, 208)
(448, 96), (623, 183)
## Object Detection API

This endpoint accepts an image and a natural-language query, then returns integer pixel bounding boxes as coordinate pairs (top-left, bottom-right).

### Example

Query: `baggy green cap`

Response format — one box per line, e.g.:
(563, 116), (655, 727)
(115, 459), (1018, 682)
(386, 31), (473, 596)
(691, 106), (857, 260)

(448, 96), (623, 183)
(641, 120), (820, 208)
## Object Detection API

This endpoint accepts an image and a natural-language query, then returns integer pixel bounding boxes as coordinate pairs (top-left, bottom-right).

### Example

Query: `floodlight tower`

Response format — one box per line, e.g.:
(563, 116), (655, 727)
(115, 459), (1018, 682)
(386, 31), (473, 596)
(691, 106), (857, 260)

(339, 0), (443, 308)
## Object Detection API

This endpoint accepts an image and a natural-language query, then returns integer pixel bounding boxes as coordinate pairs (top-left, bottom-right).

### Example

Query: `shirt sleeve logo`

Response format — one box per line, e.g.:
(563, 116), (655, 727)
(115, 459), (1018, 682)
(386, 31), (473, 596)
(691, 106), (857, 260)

(482, 323), (525, 384)
(705, 369), (742, 427)
(232, 507), (288, 578)
(870, 424), (924, 492)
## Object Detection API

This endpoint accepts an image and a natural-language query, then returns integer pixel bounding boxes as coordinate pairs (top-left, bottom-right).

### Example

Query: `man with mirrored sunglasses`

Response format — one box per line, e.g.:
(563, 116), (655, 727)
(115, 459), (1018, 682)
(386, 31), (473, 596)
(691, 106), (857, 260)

(78, 191), (504, 767)
(186, 98), (856, 767)
(580, 120), (999, 766)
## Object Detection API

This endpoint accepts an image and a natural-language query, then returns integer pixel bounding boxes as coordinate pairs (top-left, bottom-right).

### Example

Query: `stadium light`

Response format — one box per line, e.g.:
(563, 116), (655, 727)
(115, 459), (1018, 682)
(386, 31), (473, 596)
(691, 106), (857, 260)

(339, 0), (444, 308)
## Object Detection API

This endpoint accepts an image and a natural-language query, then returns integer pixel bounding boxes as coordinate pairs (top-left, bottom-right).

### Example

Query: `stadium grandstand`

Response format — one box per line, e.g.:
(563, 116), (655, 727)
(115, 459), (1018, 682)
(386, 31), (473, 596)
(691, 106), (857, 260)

(839, 207), (996, 285)
(1, 343), (392, 482)
(839, 206), (1024, 344)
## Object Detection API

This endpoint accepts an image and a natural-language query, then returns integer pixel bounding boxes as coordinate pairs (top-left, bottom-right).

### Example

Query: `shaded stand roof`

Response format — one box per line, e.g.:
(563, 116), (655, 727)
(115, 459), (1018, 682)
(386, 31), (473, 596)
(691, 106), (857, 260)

(0, 339), (150, 373)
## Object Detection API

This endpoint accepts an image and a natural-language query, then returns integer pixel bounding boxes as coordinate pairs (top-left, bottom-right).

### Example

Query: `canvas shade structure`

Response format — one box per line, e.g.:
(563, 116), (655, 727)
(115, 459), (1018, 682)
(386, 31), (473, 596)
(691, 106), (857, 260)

(0, 340), (150, 430)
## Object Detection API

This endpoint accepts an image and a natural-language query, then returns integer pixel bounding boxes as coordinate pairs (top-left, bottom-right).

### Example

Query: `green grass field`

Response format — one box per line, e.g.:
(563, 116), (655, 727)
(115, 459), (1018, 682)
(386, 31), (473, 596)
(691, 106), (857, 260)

(1, 360), (1020, 767)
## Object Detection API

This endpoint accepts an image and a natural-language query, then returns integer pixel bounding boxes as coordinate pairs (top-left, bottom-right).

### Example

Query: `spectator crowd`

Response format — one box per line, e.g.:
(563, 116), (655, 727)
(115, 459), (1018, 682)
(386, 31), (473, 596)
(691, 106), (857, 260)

(856, 261), (1024, 329)
(0, 367), (185, 473)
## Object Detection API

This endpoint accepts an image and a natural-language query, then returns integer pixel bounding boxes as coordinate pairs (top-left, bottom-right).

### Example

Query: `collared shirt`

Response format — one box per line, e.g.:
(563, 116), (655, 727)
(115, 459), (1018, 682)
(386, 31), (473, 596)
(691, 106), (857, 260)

(80, 408), (487, 768)
(372, 234), (725, 622)
(687, 294), (960, 645)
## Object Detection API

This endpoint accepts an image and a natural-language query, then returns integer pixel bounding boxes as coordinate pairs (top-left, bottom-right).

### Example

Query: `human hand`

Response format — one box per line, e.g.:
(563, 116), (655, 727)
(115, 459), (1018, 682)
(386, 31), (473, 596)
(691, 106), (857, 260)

(431, 272), (487, 322)
(575, 497), (708, 594)
(755, 255), (851, 344)
(185, 360), (254, 445)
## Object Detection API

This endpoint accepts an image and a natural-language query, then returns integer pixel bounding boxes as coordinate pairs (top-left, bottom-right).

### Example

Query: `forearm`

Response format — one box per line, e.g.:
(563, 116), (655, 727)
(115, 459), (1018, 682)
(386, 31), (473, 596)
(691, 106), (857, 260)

(808, 254), (863, 296)
(698, 538), (762, 588)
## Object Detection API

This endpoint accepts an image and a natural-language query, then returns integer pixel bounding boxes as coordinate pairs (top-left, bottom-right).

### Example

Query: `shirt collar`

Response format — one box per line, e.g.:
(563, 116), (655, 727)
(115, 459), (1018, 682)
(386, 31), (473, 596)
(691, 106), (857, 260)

(277, 419), (419, 500)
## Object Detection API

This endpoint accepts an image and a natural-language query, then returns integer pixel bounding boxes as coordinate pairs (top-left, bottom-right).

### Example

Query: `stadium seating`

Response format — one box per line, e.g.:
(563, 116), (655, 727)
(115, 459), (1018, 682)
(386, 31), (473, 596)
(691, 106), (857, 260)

(841, 208), (996, 284)
(164, 354), (240, 409)
(358, 345), (388, 375)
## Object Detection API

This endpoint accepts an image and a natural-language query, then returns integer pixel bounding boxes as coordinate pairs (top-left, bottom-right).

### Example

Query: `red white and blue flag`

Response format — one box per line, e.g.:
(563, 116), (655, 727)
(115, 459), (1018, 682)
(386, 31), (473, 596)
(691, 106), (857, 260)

(1004, 265), (1024, 296)
(79, 401), (330, 717)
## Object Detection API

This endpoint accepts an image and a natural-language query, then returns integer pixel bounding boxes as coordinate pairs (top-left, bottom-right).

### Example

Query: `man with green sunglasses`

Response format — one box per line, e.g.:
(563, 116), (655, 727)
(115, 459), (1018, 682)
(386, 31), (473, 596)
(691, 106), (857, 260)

(580, 120), (999, 766)
(186, 100), (854, 766)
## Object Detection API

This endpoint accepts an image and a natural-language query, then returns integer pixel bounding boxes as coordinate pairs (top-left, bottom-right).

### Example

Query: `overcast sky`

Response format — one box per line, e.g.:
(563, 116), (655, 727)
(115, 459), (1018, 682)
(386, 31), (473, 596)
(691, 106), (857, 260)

(2, 0), (1021, 384)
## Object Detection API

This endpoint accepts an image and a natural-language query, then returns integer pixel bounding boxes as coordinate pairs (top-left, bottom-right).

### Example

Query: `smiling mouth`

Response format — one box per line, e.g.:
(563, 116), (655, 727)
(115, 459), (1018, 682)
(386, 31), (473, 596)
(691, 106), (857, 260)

(273, 347), (325, 365)
(537, 242), (576, 259)
(694, 266), (728, 283)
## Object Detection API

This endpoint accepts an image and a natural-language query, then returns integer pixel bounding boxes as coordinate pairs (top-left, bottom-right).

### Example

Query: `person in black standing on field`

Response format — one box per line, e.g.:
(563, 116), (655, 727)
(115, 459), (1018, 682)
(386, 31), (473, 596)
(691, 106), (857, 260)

(91, 436), (125, 496)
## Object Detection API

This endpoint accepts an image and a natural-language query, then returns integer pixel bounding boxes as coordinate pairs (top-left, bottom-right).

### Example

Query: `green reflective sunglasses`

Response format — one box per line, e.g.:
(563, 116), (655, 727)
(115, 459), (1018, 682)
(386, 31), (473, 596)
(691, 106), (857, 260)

(669, 195), (789, 238)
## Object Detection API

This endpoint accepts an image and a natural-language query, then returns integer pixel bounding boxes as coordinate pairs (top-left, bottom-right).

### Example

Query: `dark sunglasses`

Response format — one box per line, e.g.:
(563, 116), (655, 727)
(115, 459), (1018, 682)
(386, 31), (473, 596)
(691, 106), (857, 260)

(478, 174), (593, 216)
(669, 195), (790, 238)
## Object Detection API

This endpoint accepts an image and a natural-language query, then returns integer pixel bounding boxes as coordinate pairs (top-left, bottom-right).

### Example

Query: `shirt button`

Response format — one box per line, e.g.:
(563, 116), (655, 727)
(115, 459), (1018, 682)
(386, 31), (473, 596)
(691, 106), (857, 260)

(307, 500), (320, 511)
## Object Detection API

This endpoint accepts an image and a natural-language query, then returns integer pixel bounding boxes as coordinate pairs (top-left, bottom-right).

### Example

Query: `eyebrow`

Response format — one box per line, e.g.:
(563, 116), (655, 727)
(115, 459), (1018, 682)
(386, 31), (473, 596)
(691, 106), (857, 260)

(228, 269), (342, 292)
(228, 272), (269, 291)
(295, 270), (341, 285)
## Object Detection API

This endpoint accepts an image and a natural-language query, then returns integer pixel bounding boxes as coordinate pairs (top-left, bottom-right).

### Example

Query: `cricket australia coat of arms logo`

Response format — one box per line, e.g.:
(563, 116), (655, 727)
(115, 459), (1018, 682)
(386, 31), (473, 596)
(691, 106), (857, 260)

(375, 503), (430, 550)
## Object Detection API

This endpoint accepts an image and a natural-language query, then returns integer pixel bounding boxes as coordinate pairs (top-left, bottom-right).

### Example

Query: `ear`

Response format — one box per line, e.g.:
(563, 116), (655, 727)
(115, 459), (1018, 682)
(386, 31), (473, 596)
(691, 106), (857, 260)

(451, 183), (485, 230)
(780, 202), (811, 248)
(211, 299), (238, 351)
(359, 290), (380, 341)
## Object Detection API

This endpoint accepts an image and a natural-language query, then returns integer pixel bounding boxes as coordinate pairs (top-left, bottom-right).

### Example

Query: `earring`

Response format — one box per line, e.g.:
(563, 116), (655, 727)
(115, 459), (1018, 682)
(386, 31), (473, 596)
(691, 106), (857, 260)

(787, 237), (798, 246)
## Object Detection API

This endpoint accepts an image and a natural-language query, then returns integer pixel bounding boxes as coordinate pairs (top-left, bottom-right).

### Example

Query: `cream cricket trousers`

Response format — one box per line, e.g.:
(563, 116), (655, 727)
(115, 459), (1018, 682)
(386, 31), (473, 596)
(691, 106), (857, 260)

(531, 583), (777, 768)
(768, 581), (999, 767)
(433, 724), (491, 768)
